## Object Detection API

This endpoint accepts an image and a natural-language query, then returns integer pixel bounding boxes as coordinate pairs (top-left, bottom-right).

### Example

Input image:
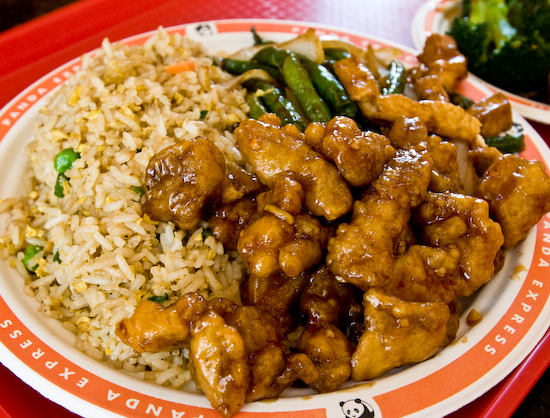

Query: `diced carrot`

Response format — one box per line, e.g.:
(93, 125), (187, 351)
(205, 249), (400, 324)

(165, 60), (195, 74)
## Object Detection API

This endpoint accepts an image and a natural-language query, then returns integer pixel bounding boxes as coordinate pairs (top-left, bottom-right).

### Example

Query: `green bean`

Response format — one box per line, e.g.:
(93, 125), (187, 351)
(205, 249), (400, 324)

(251, 27), (272, 45)
(246, 93), (269, 120)
(382, 60), (407, 95)
(245, 79), (307, 131)
(22, 245), (43, 272)
(281, 53), (332, 123)
(54, 148), (80, 173)
(323, 48), (351, 61)
(299, 56), (357, 118)
(484, 124), (525, 153)
(222, 58), (281, 80)
(253, 46), (291, 67)
(449, 91), (475, 109)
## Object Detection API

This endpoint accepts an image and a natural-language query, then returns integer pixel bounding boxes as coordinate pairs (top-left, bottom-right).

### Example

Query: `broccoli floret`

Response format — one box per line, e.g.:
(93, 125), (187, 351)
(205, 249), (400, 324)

(448, 0), (550, 102)
(507, 0), (550, 41)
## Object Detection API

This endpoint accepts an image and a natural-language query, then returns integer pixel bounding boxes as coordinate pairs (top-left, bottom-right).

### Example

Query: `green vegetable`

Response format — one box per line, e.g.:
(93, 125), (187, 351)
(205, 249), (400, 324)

(199, 110), (209, 120)
(280, 53), (332, 123)
(222, 58), (281, 80)
(22, 245), (43, 272)
(202, 227), (214, 240)
(53, 252), (62, 263)
(133, 186), (146, 197)
(449, 91), (475, 109)
(299, 56), (358, 118)
(246, 93), (269, 120)
(54, 173), (69, 198)
(53, 148), (80, 198)
(244, 79), (307, 131)
(251, 26), (272, 45)
(382, 60), (407, 95)
(484, 123), (525, 154)
(148, 293), (169, 303)
(448, 0), (550, 101)
(323, 48), (351, 61)
(507, 0), (550, 41)
(54, 148), (80, 173)
(253, 46), (292, 67)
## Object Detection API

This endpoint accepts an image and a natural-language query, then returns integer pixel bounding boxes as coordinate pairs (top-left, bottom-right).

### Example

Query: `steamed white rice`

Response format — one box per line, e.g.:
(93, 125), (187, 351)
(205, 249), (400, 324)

(0, 27), (249, 388)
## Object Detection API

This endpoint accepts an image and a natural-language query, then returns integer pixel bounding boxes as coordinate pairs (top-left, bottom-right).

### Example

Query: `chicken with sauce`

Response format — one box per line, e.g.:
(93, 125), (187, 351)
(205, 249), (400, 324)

(115, 32), (550, 418)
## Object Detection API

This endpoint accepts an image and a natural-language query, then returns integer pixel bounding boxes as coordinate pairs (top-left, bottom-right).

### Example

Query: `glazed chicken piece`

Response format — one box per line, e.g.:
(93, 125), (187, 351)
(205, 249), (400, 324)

(391, 191), (504, 302)
(237, 210), (331, 280)
(333, 57), (481, 145)
(235, 115), (353, 221)
(426, 135), (464, 193)
(237, 213), (295, 280)
(297, 324), (353, 393)
(245, 342), (319, 402)
(351, 288), (450, 381)
(222, 162), (263, 203)
(224, 305), (281, 355)
(143, 136), (226, 230)
(412, 33), (468, 98)
(385, 116), (463, 193)
(300, 266), (364, 343)
(477, 153), (550, 248)
(222, 306), (316, 403)
(237, 175), (333, 280)
(386, 115), (429, 149)
(327, 144), (433, 290)
(368, 95), (481, 145)
(279, 212), (333, 277)
(117, 294), (320, 417)
(115, 292), (206, 353)
(303, 116), (395, 187)
(371, 143), (434, 210)
(208, 195), (257, 250)
(189, 309), (249, 418)
(387, 245), (462, 303)
(332, 54), (379, 103)
(241, 271), (309, 335)
(411, 74), (449, 102)
(466, 93), (513, 138)
(327, 194), (408, 291)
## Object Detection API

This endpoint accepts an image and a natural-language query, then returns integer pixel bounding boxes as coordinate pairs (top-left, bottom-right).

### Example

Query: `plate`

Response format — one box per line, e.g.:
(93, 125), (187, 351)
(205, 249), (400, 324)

(411, 0), (550, 125)
(1, 19), (550, 418)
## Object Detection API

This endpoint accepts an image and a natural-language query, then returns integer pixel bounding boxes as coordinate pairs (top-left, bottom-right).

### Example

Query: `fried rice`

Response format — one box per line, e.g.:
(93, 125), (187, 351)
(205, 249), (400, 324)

(0, 27), (249, 389)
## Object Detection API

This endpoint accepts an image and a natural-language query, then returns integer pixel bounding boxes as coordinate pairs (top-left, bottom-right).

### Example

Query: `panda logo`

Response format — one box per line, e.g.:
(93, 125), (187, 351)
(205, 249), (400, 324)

(340, 398), (375, 418)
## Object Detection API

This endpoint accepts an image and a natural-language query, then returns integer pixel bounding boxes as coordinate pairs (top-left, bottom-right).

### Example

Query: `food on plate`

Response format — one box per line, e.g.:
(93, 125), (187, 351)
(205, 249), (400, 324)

(447, 0), (550, 104)
(1, 26), (550, 417)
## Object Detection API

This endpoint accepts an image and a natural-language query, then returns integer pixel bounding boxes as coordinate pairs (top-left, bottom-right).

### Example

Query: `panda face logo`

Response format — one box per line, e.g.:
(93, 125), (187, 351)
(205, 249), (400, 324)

(340, 398), (375, 418)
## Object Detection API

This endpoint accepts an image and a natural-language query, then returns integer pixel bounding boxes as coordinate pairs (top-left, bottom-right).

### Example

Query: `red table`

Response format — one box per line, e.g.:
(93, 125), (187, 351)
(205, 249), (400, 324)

(1, 0), (549, 417)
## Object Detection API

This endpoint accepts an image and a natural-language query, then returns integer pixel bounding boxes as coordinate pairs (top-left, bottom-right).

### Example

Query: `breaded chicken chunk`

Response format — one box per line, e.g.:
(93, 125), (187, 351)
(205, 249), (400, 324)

(351, 288), (450, 381)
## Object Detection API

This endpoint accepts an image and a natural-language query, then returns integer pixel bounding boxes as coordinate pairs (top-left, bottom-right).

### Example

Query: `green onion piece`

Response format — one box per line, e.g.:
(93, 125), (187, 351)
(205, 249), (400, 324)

(199, 110), (209, 120)
(54, 148), (81, 173)
(148, 294), (169, 303)
(22, 245), (43, 272)
(53, 252), (61, 263)
(202, 228), (214, 240)
(133, 186), (146, 197)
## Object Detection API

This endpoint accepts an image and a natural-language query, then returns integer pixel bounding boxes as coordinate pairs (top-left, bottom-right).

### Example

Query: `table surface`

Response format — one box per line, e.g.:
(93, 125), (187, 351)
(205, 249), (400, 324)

(0, 1), (549, 417)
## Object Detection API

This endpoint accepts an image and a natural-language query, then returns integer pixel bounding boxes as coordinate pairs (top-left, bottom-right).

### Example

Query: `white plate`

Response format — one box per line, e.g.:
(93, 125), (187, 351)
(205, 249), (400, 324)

(1, 19), (550, 418)
(412, 0), (550, 125)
